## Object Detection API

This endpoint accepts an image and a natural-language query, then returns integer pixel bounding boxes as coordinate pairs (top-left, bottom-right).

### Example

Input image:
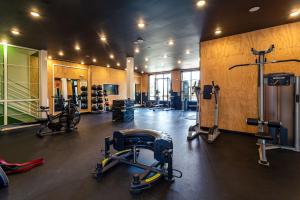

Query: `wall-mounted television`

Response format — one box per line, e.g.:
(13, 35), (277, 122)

(103, 84), (119, 95)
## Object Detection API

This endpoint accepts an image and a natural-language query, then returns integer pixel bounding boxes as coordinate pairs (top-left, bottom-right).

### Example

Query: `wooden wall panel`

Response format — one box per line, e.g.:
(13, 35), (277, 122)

(91, 66), (127, 103)
(200, 22), (300, 133)
(141, 74), (149, 93)
(171, 70), (181, 92)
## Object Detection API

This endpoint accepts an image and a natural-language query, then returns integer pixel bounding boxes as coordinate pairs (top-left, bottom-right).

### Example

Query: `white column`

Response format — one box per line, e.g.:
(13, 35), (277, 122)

(61, 78), (68, 100)
(126, 57), (135, 100)
(39, 50), (48, 117)
(3, 44), (7, 125)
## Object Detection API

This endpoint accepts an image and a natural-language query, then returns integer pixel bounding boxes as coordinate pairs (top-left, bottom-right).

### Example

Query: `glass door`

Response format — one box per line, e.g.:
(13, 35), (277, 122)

(0, 43), (40, 126)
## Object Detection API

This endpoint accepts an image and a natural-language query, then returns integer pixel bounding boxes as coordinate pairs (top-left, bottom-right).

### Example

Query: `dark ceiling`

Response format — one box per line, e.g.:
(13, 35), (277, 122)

(0, 0), (300, 73)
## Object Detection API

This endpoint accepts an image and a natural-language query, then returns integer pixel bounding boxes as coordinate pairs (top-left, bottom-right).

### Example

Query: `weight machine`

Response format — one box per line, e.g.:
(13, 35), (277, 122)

(229, 45), (300, 166)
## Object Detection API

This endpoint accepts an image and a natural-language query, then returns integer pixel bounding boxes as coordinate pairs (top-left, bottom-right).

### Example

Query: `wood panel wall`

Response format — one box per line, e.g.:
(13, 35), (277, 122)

(200, 22), (300, 133)
(90, 66), (127, 103)
(171, 70), (181, 92)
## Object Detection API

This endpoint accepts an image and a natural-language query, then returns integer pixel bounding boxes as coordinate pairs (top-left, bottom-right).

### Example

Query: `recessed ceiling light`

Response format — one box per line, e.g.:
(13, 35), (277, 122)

(58, 51), (64, 56)
(137, 19), (146, 29)
(48, 56), (52, 60)
(30, 10), (40, 18)
(75, 44), (80, 51)
(100, 35), (107, 42)
(135, 66), (138, 70)
(109, 54), (114, 59)
(11, 28), (20, 36)
(163, 54), (167, 58)
(135, 47), (140, 53)
(93, 58), (97, 63)
(249, 6), (260, 12)
(0, 39), (8, 45)
(117, 62), (120, 66)
(107, 64), (110, 68)
(290, 9), (300, 17)
(81, 61), (84, 65)
(196, 0), (206, 8)
(185, 49), (190, 54)
(178, 60), (182, 64)
(145, 57), (149, 62)
(168, 39), (174, 46)
(215, 29), (222, 35)
(141, 71), (144, 74)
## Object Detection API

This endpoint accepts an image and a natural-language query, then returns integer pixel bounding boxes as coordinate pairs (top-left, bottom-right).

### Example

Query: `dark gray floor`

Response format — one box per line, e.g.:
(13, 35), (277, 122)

(1, 109), (300, 200)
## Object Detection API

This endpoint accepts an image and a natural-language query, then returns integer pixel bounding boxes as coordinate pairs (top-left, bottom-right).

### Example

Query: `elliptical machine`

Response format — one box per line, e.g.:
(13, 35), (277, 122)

(37, 98), (81, 137)
(187, 81), (221, 143)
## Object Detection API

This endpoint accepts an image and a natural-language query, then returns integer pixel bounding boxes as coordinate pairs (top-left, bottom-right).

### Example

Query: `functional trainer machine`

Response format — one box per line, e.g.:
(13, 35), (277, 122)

(187, 81), (221, 142)
(229, 45), (300, 166)
(94, 129), (182, 193)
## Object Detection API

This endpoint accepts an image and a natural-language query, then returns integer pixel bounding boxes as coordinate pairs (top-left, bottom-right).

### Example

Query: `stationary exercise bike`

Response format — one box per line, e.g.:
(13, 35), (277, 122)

(187, 81), (221, 142)
(37, 98), (81, 137)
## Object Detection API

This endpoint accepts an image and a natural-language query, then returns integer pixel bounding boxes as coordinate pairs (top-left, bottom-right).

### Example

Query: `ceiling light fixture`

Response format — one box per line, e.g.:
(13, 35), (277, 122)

(290, 9), (300, 17)
(215, 29), (222, 35)
(125, 68), (128, 71)
(109, 54), (114, 59)
(185, 49), (190, 55)
(135, 66), (138, 70)
(196, 0), (206, 8)
(117, 62), (120, 66)
(249, 6), (261, 12)
(168, 39), (174, 46)
(58, 51), (64, 56)
(11, 28), (20, 36)
(127, 59), (131, 63)
(93, 58), (97, 63)
(137, 19), (146, 29)
(100, 35), (107, 42)
(48, 56), (52, 60)
(135, 47), (140, 54)
(163, 54), (167, 58)
(0, 39), (8, 45)
(145, 57), (149, 62)
(178, 60), (182, 64)
(30, 10), (40, 18)
(75, 44), (80, 51)
(107, 64), (110, 68)
(81, 61), (85, 65)
(141, 71), (144, 74)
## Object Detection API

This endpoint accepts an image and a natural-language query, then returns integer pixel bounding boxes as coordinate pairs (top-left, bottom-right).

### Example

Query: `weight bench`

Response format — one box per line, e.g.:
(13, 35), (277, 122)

(94, 129), (181, 193)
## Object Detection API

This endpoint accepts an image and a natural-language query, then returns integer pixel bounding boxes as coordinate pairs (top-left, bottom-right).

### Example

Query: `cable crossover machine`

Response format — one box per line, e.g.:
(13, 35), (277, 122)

(229, 44), (300, 166)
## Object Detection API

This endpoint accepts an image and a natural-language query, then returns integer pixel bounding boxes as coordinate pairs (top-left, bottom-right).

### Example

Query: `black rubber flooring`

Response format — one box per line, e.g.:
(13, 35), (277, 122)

(0, 109), (300, 200)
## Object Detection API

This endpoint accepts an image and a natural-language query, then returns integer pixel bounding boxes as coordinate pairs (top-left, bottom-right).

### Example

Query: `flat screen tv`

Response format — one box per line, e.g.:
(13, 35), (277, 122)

(103, 84), (119, 95)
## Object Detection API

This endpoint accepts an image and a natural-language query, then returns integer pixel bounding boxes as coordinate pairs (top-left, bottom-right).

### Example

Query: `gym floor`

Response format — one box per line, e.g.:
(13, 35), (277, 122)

(0, 109), (300, 200)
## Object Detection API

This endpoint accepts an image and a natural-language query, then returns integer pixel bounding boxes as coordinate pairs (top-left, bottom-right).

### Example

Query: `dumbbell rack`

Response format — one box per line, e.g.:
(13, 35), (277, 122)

(80, 86), (88, 110)
(103, 90), (110, 111)
(91, 85), (105, 113)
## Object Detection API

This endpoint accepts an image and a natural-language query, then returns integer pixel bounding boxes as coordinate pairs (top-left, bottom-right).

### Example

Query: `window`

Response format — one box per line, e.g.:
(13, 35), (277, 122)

(181, 70), (200, 101)
(149, 73), (171, 101)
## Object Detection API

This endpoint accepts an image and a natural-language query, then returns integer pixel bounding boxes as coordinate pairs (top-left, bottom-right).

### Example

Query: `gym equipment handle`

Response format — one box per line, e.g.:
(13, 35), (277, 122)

(246, 118), (281, 128)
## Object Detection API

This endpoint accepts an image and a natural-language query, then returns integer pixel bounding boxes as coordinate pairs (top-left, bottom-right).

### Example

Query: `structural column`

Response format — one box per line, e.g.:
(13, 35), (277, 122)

(39, 50), (48, 118)
(126, 57), (135, 100)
